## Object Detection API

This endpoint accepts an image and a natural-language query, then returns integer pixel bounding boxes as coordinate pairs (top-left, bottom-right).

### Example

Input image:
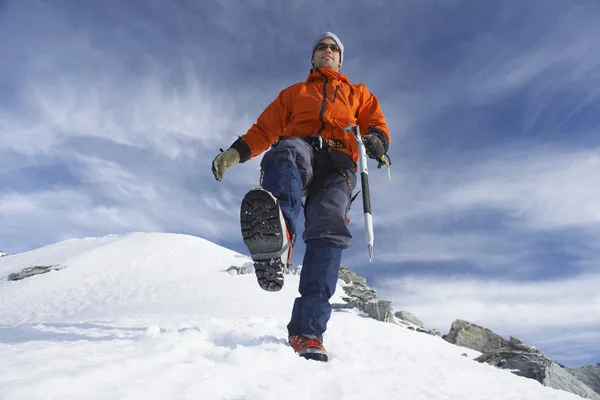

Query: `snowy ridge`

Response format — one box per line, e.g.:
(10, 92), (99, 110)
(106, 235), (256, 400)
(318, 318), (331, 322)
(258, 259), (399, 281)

(0, 232), (585, 399)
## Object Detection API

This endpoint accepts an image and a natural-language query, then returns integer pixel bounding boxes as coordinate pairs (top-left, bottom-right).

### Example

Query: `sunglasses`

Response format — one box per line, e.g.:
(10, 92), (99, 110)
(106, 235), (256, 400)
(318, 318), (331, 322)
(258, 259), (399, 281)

(315, 43), (340, 52)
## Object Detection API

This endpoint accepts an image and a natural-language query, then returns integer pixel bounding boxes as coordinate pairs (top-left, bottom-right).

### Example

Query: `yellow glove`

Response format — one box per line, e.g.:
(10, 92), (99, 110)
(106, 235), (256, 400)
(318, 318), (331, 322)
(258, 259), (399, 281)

(211, 148), (240, 181)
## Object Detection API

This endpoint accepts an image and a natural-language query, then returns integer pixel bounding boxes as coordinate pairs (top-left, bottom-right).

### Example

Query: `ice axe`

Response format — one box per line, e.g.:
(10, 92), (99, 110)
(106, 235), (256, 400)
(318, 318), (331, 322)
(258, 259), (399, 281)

(344, 124), (374, 262)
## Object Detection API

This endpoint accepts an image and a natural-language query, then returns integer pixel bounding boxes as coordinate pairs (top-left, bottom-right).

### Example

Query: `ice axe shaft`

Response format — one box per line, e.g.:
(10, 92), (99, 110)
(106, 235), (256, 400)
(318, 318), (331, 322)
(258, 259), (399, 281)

(344, 124), (374, 261)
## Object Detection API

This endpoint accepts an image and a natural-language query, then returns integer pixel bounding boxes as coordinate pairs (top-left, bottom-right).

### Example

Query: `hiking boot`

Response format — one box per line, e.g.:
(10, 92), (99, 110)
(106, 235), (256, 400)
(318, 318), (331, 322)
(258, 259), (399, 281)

(240, 188), (293, 292)
(289, 335), (328, 362)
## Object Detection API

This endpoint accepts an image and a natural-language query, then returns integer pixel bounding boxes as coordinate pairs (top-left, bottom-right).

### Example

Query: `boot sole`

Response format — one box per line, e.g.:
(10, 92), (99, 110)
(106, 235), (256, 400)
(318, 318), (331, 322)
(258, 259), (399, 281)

(300, 352), (328, 362)
(240, 189), (288, 292)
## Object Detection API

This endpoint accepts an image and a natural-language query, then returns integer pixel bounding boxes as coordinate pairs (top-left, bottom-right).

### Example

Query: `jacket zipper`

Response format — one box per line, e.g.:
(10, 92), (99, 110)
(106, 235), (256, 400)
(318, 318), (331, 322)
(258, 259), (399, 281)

(316, 68), (328, 136)
(332, 85), (340, 103)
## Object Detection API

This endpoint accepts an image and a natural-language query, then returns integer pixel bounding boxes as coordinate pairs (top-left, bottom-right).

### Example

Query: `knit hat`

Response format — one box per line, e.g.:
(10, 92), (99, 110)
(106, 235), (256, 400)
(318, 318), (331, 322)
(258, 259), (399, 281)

(311, 31), (344, 68)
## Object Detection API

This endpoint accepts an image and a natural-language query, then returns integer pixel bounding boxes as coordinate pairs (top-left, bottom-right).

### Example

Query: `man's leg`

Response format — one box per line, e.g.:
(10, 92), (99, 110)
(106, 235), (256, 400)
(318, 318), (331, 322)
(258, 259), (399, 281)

(287, 166), (357, 337)
(240, 139), (313, 291)
(259, 139), (313, 238)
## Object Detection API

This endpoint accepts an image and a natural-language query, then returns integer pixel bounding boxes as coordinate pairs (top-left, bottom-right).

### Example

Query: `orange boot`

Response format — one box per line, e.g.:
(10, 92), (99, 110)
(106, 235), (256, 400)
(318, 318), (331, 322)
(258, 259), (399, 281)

(289, 335), (328, 362)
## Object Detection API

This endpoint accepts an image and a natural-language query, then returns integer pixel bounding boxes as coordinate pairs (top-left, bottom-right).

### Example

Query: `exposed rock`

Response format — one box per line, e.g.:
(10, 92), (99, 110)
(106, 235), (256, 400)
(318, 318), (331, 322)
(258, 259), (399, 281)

(569, 364), (600, 395)
(226, 265), (249, 275)
(398, 321), (441, 336)
(443, 319), (511, 353)
(333, 266), (440, 336)
(476, 342), (600, 399)
(395, 310), (424, 329)
(0, 250), (7, 257)
(543, 364), (600, 399)
(7, 265), (67, 281)
(361, 299), (395, 322)
(453, 320), (600, 398)
(338, 267), (367, 286)
(393, 310), (440, 336)
(333, 266), (394, 322)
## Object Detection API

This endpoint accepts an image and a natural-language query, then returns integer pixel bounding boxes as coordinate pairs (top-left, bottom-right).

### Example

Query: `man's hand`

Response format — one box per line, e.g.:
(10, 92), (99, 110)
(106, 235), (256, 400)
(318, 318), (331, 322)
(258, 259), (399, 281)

(362, 134), (385, 160)
(211, 148), (240, 181)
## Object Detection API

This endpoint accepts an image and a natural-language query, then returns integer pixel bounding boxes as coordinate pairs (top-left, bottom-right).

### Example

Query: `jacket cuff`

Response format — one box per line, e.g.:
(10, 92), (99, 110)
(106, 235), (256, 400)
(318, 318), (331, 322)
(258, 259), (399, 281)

(367, 127), (389, 153)
(229, 137), (251, 163)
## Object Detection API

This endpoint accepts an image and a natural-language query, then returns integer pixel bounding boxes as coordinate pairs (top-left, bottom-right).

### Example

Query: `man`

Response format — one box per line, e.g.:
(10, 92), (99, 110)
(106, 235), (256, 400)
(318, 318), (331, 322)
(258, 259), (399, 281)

(212, 32), (390, 362)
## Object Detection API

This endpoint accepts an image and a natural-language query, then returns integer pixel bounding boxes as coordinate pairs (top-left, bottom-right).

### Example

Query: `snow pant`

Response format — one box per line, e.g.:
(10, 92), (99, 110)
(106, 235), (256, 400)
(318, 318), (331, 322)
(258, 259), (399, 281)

(259, 137), (357, 338)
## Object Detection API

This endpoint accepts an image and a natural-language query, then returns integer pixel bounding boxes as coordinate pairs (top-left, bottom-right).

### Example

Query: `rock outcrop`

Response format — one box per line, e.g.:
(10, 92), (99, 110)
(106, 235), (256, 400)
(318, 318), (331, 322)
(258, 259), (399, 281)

(333, 266), (395, 322)
(443, 319), (511, 353)
(7, 265), (67, 281)
(569, 364), (600, 395)
(394, 310), (441, 336)
(333, 266), (440, 336)
(441, 319), (600, 398)
(395, 310), (424, 328)
(475, 340), (600, 399)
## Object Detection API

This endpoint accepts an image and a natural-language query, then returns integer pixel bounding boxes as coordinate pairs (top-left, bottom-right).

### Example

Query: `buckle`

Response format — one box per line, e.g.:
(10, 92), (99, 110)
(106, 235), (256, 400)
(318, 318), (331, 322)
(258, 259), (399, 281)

(303, 136), (327, 151)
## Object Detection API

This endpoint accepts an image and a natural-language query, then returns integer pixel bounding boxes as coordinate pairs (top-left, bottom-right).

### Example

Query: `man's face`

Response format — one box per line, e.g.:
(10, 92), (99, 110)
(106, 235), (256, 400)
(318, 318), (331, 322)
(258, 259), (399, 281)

(312, 38), (341, 71)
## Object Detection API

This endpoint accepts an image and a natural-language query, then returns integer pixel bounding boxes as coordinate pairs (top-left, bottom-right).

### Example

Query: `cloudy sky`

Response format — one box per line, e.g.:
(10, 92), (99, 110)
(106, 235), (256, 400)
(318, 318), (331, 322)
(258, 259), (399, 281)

(2, 0), (600, 367)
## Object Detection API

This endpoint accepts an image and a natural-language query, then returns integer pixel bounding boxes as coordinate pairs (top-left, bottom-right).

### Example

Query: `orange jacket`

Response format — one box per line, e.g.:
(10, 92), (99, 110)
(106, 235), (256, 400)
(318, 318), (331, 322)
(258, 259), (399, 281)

(233, 67), (389, 165)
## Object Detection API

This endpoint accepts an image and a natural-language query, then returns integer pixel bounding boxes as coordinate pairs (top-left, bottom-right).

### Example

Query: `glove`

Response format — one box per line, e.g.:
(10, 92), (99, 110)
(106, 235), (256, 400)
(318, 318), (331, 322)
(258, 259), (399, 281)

(362, 134), (385, 160)
(211, 148), (240, 181)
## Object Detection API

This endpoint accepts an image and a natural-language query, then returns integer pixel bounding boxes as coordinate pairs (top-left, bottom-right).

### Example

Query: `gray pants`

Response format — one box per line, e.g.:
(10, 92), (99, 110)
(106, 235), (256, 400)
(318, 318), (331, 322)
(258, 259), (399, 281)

(259, 138), (357, 248)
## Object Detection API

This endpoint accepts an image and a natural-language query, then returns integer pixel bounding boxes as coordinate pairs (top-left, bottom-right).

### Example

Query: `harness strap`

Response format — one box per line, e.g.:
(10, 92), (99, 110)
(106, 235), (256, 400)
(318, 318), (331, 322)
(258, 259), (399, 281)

(302, 136), (345, 151)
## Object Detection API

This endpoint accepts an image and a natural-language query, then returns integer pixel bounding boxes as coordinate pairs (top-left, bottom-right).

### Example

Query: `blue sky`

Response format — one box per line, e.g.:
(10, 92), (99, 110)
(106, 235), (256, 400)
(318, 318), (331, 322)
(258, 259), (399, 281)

(2, 0), (600, 367)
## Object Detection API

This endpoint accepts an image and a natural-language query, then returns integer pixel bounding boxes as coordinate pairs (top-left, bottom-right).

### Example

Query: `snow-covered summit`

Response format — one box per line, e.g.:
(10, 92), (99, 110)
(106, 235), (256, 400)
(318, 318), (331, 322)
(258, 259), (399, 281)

(0, 232), (586, 399)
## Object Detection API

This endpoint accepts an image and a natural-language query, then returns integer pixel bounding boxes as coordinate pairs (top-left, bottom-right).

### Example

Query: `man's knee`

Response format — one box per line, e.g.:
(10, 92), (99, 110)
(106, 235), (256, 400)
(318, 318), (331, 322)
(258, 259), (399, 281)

(303, 183), (353, 247)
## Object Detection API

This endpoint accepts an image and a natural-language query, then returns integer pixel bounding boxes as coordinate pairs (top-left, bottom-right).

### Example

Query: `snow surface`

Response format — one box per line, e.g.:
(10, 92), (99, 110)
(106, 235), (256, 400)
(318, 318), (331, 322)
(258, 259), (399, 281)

(0, 232), (585, 400)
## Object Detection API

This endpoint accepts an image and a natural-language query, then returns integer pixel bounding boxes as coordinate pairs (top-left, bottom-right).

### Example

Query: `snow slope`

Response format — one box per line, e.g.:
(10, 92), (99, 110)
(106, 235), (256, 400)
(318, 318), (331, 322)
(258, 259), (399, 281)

(0, 232), (585, 400)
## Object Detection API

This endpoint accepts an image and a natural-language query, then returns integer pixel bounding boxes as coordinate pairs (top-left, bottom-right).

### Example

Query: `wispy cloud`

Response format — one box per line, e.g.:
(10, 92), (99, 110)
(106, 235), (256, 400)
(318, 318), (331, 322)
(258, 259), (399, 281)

(0, 1), (265, 250)
(345, 0), (600, 281)
(352, 145), (600, 274)
(376, 147), (600, 230)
